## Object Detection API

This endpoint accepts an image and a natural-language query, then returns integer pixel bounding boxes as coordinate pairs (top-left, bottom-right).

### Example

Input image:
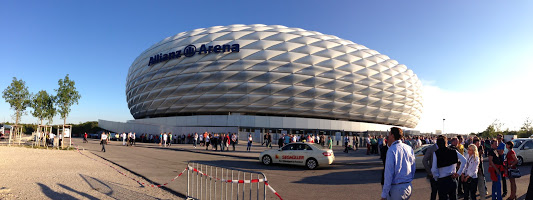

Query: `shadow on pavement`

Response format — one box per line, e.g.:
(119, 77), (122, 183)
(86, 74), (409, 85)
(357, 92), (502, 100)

(193, 159), (315, 171)
(79, 174), (162, 200)
(293, 166), (429, 185)
(57, 184), (99, 200)
(37, 183), (77, 199)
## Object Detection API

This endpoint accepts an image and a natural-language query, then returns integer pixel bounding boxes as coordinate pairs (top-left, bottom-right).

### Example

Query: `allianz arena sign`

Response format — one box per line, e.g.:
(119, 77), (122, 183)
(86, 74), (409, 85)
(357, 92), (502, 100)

(127, 24), (423, 128)
(148, 43), (240, 66)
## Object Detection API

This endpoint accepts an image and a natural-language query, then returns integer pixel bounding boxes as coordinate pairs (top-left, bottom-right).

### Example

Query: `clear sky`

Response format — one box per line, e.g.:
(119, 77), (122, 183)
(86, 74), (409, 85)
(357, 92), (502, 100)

(1, 0), (532, 134)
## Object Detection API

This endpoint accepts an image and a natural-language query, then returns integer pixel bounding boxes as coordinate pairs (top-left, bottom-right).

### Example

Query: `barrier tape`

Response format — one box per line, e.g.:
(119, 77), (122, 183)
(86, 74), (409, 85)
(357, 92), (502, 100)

(188, 165), (283, 200)
(265, 181), (283, 200)
(74, 143), (187, 188)
(188, 165), (266, 183)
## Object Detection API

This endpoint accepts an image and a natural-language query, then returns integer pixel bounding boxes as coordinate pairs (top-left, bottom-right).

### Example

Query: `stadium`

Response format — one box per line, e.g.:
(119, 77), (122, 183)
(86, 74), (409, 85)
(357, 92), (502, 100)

(99, 24), (423, 139)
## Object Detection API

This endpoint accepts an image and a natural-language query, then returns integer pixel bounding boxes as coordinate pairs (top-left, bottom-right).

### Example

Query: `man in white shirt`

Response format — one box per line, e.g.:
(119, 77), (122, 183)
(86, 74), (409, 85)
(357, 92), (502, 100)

(193, 133), (198, 148)
(50, 133), (55, 147)
(101, 132), (108, 152)
(163, 133), (168, 147)
(431, 136), (466, 200)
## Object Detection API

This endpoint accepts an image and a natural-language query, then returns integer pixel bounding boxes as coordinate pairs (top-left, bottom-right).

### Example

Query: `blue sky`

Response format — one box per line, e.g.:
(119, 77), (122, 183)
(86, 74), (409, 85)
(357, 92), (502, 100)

(1, 1), (532, 133)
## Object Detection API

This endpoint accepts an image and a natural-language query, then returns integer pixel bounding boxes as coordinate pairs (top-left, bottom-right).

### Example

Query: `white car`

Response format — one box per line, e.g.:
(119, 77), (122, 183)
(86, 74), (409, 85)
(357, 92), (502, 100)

(414, 144), (433, 170)
(511, 138), (533, 166)
(259, 142), (334, 169)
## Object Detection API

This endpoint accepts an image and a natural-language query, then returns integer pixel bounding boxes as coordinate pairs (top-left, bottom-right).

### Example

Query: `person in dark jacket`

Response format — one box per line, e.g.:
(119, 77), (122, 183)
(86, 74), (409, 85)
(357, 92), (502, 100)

(380, 142), (389, 186)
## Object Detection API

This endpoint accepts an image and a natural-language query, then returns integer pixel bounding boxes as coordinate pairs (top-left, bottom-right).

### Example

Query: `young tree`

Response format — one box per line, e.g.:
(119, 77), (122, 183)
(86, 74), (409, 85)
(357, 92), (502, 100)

(55, 74), (81, 148)
(30, 90), (55, 125)
(2, 77), (31, 126)
(2, 77), (31, 145)
(519, 117), (533, 138)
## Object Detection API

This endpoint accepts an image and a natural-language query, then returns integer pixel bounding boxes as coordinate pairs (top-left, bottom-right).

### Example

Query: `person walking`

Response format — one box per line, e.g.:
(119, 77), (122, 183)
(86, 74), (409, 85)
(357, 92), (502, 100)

(328, 136), (333, 150)
(168, 133), (172, 147)
(212, 134), (218, 151)
(381, 127), (415, 200)
(462, 144), (480, 200)
(193, 133), (198, 148)
(278, 135), (284, 148)
(247, 134), (252, 152)
(132, 132), (136, 146)
(263, 133), (267, 146)
(231, 133), (237, 151)
(366, 136), (371, 155)
(353, 135), (358, 150)
(344, 135), (350, 153)
(431, 136), (467, 200)
(221, 133), (226, 151)
(371, 136), (378, 154)
(225, 133), (230, 151)
(83, 132), (88, 143)
(422, 136), (440, 200)
(205, 134), (210, 150)
(266, 133), (272, 148)
(100, 132), (107, 152)
(163, 133), (168, 147)
(505, 141), (518, 200)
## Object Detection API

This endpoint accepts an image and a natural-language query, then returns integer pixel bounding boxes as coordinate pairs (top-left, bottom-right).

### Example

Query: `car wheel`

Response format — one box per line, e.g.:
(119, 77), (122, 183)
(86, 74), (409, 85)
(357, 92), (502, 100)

(517, 156), (524, 166)
(306, 158), (318, 170)
(262, 155), (272, 165)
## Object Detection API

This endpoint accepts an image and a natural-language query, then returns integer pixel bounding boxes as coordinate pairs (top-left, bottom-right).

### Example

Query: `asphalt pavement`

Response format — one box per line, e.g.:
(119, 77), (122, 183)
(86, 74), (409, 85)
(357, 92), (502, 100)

(73, 138), (533, 200)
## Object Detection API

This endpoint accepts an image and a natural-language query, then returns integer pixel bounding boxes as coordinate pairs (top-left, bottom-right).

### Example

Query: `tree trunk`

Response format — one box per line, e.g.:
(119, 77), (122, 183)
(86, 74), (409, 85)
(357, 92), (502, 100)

(16, 111), (20, 145)
(62, 118), (66, 149)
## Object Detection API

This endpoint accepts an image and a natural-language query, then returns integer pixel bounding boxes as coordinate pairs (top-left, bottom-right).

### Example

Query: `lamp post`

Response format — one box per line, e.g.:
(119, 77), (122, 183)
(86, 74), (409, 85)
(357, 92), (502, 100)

(443, 119), (446, 136)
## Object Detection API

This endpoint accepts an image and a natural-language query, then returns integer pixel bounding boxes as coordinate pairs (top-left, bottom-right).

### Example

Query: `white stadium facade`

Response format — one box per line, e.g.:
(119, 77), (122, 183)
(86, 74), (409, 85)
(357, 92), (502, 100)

(99, 24), (423, 141)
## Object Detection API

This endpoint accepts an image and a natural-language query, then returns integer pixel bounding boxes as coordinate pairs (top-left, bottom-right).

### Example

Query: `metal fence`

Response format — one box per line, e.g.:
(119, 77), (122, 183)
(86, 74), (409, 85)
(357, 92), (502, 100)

(187, 161), (267, 200)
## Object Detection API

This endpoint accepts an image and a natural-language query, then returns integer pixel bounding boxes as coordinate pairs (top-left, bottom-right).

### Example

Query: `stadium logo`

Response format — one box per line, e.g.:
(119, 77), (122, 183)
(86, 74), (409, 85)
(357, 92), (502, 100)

(183, 45), (196, 57)
(148, 43), (240, 66)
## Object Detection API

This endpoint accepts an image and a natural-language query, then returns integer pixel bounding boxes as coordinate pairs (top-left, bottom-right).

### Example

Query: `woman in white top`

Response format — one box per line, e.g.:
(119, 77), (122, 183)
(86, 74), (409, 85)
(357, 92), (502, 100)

(461, 144), (480, 200)
(205, 134), (210, 150)
(247, 134), (253, 151)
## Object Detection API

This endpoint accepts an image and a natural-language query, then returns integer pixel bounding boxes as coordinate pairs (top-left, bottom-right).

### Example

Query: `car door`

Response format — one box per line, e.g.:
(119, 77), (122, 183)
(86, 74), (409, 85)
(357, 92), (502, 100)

(293, 144), (311, 166)
(521, 141), (533, 163)
(276, 144), (296, 164)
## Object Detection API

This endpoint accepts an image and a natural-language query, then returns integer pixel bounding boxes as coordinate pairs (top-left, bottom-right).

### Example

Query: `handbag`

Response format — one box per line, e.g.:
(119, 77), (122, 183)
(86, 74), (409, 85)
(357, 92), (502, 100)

(508, 168), (521, 178)
(507, 157), (521, 178)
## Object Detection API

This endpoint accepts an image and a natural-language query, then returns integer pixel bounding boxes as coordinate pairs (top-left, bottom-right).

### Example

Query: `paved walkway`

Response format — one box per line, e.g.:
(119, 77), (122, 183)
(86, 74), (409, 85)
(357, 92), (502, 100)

(126, 141), (384, 166)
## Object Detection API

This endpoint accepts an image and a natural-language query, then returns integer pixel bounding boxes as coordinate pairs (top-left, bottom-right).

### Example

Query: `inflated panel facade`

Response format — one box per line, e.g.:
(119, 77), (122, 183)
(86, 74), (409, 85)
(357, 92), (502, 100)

(126, 24), (423, 128)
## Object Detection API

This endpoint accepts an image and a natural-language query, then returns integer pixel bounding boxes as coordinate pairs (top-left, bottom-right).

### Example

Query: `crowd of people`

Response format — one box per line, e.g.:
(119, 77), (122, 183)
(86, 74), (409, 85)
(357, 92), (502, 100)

(91, 129), (533, 200)
(378, 129), (525, 200)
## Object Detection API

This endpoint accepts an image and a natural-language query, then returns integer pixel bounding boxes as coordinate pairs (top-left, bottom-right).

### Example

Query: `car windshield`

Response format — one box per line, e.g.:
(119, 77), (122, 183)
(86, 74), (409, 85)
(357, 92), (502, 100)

(512, 140), (525, 148)
(414, 145), (427, 154)
(309, 143), (328, 150)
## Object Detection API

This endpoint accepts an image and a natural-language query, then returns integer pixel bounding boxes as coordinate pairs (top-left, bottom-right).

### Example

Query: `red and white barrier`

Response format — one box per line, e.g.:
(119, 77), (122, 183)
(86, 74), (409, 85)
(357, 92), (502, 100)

(188, 165), (283, 200)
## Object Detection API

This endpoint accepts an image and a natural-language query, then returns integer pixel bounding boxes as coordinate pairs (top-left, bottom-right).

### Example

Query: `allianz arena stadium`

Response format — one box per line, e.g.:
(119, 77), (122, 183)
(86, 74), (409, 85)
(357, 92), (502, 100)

(100, 24), (423, 137)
